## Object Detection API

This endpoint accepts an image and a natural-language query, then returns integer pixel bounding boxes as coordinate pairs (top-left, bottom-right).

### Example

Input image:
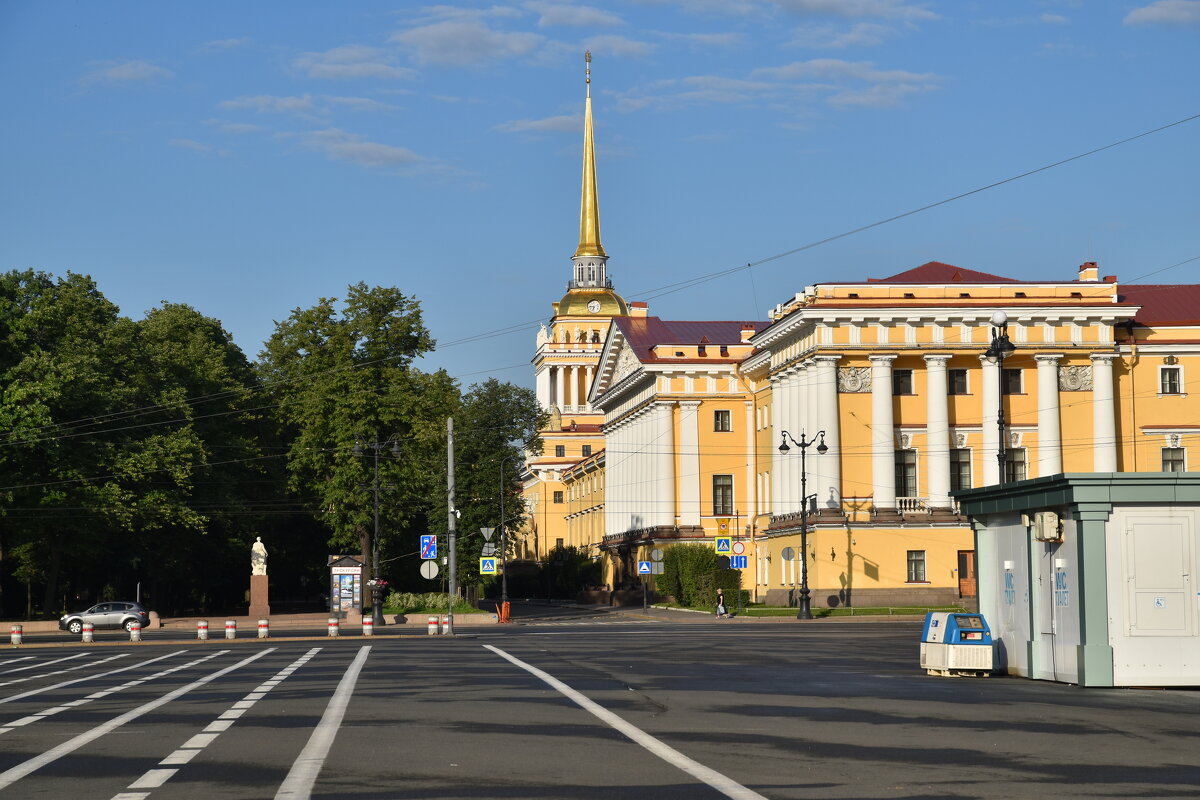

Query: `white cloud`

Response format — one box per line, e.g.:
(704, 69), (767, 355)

(497, 113), (582, 133)
(294, 46), (416, 80)
(169, 138), (212, 153)
(199, 37), (251, 51)
(1040, 13), (1068, 24)
(406, 4), (525, 24)
(81, 59), (173, 86)
(771, 0), (937, 20)
(615, 75), (779, 111)
(301, 128), (428, 170)
(221, 94), (316, 114)
(583, 34), (657, 58)
(660, 31), (747, 48)
(790, 22), (897, 47)
(752, 58), (934, 83)
(1124, 0), (1200, 26)
(324, 96), (395, 112)
(204, 119), (265, 134)
(829, 82), (925, 106)
(390, 20), (543, 66)
(525, 2), (624, 27)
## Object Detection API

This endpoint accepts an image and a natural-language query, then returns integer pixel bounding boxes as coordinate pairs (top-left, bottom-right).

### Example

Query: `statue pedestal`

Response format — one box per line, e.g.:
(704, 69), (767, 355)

(249, 574), (270, 617)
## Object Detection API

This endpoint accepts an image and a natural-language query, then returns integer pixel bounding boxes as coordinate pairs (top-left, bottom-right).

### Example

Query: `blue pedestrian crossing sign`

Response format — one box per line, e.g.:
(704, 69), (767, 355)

(730, 555), (749, 570)
(637, 561), (652, 575)
(420, 535), (437, 560)
(479, 558), (497, 575)
(715, 536), (732, 554)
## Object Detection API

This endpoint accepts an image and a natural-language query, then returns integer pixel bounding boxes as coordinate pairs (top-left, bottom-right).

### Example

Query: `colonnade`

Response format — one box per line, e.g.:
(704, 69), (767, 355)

(537, 363), (596, 412)
(772, 353), (1120, 516)
(603, 401), (680, 535)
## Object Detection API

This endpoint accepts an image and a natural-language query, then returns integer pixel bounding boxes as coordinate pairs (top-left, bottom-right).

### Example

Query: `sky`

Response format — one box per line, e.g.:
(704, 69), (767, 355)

(1, 1), (1198, 392)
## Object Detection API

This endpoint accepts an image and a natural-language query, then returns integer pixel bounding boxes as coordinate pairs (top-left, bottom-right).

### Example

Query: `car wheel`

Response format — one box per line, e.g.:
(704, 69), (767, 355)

(123, 619), (139, 632)
(68, 620), (83, 635)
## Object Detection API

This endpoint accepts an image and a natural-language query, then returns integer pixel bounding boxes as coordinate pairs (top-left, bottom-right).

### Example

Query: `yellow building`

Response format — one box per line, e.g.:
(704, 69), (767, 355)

(521, 52), (626, 562)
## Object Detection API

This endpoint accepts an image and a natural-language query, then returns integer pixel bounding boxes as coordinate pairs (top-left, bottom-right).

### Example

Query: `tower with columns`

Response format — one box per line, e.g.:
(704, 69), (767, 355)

(523, 53), (630, 562)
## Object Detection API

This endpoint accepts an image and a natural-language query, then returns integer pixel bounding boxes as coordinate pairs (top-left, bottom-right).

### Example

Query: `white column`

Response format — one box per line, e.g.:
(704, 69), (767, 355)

(555, 366), (565, 410)
(678, 401), (702, 526)
(743, 400), (755, 526)
(980, 355), (1000, 485)
(536, 366), (551, 409)
(568, 365), (579, 410)
(770, 379), (782, 517)
(584, 365), (595, 411)
(658, 403), (676, 526)
(925, 355), (952, 509)
(1036, 354), (1063, 477)
(791, 367), (806, 512)
(870, 355), (897, 511)
(775, 370), (792, 514)
(1092, 354), (1118, 471)
(812, 356), (841, 512)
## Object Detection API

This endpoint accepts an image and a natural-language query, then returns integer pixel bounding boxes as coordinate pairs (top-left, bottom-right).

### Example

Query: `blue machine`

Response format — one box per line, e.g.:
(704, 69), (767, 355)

(920, 612), (994, 676)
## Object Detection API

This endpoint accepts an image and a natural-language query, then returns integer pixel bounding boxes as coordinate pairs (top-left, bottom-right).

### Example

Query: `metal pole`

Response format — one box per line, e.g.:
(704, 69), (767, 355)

(447, 417), (456, 635)
(996, 343), (1007, 485)
(372, 442), (383, 624)
(499, 459), (508, 604)
(798, 438), (812, 620)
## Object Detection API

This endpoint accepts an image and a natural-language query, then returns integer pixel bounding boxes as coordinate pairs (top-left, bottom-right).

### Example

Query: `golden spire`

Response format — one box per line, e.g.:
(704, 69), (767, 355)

(574, 50), (606, 259)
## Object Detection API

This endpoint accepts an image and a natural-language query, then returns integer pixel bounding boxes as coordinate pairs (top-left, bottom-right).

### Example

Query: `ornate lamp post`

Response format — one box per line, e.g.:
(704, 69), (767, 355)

(354, 435), (401, 624)
(984, 311), (1016, 484)
(779, 429), (827, 620)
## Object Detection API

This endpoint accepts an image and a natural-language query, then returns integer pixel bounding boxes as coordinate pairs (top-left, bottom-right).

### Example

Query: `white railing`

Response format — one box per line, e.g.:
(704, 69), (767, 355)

(896, 497), (962, 514)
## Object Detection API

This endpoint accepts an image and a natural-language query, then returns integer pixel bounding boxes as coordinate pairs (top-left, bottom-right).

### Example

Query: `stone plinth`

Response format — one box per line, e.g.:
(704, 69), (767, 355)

(249, 574), (270, 617)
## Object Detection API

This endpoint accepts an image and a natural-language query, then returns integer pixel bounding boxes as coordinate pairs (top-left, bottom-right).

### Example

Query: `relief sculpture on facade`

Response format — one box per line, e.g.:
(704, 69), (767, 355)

(838, 366), (872, 393)
(1058, 365), (1093, 391)
(612, 344), (641, 385)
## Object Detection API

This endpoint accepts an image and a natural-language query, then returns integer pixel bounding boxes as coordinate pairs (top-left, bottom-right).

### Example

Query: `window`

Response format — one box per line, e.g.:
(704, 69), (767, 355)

(582, 444), (592, 457)
(950, 448), (972, 491)
(948, 369), (969, 395)
(1005, 448), (1027, 482)
(907, 550), (927, 582)
(556, 538), (564, 549)
(719, 345), (729, 357)
(1163, 447), (1186, 472)
(714, 409), (732, 432)
(894, 449), (918, 497)
(555, 445), (565, 458)
(893, 369), (914, 395)
(712, 474), (734, 516)
(1161, 367), (1182, 395)
(1002, 368), (1022, 395)
(553, 491), (564, 503)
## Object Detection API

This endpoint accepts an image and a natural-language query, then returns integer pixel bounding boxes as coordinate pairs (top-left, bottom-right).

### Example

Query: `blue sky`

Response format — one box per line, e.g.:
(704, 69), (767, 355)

(1, 1), (1197, 390)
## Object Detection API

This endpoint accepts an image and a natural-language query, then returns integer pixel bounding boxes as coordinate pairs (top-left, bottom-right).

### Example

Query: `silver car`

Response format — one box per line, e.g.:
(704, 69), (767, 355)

(59, 601), (151, 634)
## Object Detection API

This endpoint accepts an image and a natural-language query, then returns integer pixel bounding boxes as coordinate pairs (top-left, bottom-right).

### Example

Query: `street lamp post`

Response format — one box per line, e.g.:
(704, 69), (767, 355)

(499, 454), (522, 606)
(354, 435), (401, 625)
(779, 429), (828, 620)
(984, 311), (1016, 484)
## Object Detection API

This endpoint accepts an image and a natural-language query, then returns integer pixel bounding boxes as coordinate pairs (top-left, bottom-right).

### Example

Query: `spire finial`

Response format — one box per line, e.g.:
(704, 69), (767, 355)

(585, 50), (591, 98)
(574, 51), (605, 260)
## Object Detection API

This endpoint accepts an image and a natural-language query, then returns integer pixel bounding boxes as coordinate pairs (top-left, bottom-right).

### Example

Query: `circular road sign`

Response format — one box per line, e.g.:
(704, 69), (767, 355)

(420, 560), (440, 580)
(650, 548), (664, 562)
(732, 541), (746, 555)
(781, 546), (796, 562)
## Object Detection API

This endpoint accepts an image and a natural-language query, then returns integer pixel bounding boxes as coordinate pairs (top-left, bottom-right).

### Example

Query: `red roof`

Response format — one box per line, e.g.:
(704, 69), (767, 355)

(1119, 285), (1200, 325)
(613, 317), (767, 355)
(873, 261), (1017, 284)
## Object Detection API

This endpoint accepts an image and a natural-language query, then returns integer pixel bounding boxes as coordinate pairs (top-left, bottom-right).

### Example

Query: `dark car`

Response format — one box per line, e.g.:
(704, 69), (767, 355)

(59, 601), (151, 634)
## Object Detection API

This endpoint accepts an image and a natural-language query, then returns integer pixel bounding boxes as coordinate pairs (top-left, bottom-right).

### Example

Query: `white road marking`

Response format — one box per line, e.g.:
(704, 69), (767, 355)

(112, 647), (322, 800)
(0, 653), (84, 675)
(0, 657), (35, 670)
(0, 648), (272, 791)
(484, 644), (769, 800)
(0, 653), (127, 689)
(274, 646), (371, 800)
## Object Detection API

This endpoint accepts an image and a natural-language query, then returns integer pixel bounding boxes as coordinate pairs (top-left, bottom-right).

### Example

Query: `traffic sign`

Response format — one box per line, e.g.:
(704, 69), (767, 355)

(650, 548), (664, 561)
(715, 536), (732, 554)
(480, 527), (495, 541)
(730, 555), (749, 570)
(637, 561), (652, 575)
(420, 535), (437, 560)
(717, 518), (730, 534)
(479, 558), (497, 575)
(482, 543), (497, 557)
(781, 546), (796, 561)
(732, 541), (746, 556)
(420, 560), (439, 580)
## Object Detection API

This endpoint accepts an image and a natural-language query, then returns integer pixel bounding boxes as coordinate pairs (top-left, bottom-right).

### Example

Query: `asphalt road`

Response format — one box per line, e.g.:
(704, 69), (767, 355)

(1, 617), (1198, 799)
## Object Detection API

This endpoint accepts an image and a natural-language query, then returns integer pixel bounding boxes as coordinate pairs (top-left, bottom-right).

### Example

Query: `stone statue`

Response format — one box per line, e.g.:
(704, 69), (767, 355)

(251, 536), (268, 576)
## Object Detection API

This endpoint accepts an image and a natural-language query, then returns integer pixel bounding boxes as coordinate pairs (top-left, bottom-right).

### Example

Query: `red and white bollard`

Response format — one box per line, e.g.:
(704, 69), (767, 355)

(10, 624), (22, 645)
(327, 618), (340, 638)
(427, 616), (439, 635)
(129, 621), (142, 642)
(225, 620), (237, 640)
(362, 615), (374, 637)
(439, 615), (449, 635)
(257, 619), (269, 639)
(197, 620), (209, 640)
(82, 622), (94, 643)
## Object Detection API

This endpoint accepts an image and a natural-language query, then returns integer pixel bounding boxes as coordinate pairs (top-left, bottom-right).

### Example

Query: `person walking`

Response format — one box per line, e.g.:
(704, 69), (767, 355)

(716, 588), (728, 618)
